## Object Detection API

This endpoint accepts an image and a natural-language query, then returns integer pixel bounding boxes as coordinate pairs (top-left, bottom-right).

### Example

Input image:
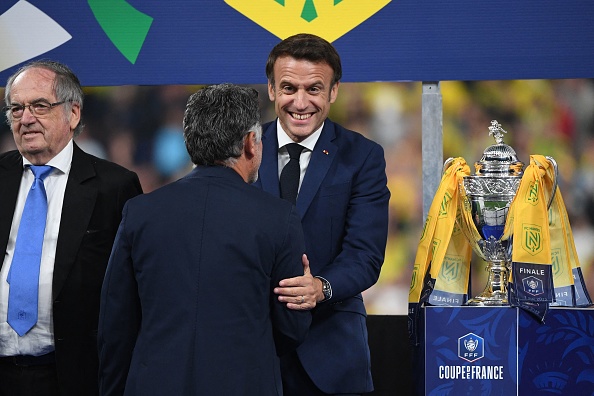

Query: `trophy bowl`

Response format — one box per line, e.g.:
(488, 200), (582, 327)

(452, 120), (557, 306)
(461, 167), (522, 306)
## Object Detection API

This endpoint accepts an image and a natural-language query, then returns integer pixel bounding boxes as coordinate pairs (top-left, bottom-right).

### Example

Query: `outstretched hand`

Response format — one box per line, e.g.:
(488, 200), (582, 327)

(274, 254), (320, 310)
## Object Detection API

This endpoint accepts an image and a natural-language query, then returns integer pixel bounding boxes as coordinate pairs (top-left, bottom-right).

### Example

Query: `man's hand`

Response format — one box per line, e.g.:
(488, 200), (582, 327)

(275, 254), (321, 310)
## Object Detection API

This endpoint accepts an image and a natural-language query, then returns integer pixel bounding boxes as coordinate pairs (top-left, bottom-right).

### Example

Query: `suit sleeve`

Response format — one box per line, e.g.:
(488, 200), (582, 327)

(319, 142), (390, 302)
(117, 171), (143, 209)
(97, 203), (141, 396)
(270, 206), (312, 356)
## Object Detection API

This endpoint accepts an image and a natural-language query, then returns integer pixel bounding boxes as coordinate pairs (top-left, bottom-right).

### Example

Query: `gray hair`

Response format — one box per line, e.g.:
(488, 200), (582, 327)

(183, 83), (261, 166)
(5, 59), (85, 137)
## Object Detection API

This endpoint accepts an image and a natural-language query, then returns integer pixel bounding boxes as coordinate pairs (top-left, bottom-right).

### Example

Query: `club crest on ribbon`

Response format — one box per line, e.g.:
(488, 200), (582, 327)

(420, 215), (431, 241)
(438, 191), (452, 218)
(440, 256), (461, 284)
(551, 248), (562, 276)
(410, 265), (419, 292)
(525, 180), (540, 205)
(522, 223), (543, 255)
(431, 239), (441, 258)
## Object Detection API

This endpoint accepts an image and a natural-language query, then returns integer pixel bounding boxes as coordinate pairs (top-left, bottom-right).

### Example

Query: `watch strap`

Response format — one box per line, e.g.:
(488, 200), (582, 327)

(316, 276), (332, 302)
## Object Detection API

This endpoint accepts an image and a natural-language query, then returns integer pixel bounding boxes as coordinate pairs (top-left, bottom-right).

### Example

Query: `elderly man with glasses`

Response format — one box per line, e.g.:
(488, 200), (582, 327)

(0, 60), (142, 396)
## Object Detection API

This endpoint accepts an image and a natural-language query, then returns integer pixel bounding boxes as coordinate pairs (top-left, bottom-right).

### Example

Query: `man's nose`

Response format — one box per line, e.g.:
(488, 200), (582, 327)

(20, 106), (37, 123)
(293, 89), (308, 109)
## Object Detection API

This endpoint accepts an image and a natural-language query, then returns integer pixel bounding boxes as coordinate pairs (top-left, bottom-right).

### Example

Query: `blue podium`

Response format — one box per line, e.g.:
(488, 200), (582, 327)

(414, 306), (594, 395)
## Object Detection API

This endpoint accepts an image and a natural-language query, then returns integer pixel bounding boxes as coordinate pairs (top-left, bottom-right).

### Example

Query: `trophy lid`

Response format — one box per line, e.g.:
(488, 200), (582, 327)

(474, 120), (524, 176)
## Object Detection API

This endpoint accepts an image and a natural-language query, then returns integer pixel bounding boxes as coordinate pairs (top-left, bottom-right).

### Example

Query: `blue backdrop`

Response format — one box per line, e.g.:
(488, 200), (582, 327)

(1, 0), (593, 86)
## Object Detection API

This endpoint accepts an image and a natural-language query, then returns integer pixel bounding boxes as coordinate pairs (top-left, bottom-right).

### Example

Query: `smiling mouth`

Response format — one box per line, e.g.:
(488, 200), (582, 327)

(291, 113), (312, 120)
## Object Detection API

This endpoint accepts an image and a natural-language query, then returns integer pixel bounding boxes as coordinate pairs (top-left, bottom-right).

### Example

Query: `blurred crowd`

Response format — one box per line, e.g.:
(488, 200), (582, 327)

(2, 79), (593, 315)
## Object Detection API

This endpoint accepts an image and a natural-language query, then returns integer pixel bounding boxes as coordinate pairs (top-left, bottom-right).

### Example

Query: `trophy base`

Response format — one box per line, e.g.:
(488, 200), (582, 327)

(466, 293), (509, 306)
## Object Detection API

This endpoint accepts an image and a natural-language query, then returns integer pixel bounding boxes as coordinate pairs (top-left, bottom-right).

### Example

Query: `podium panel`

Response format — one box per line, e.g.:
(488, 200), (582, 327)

(420, 306), (594, 395)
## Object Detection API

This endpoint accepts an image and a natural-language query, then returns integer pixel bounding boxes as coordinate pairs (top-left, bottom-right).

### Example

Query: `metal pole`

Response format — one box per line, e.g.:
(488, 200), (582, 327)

(421, 81), (443, 221)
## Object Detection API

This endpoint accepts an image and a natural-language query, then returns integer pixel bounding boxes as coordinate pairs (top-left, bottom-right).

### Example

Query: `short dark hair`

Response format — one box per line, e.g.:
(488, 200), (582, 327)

(183, 83), (261, 166)
(5, 59), (85, 136)
(265, 33), (342, 87)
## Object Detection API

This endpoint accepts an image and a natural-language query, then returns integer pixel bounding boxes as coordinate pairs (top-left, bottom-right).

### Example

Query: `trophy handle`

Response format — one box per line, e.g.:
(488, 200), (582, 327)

(546, 156), (558, 209)
(443, 157), (455, 175)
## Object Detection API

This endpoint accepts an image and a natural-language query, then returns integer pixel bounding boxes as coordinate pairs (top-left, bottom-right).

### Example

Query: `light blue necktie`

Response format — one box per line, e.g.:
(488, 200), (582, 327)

(7, 165), (53, 336)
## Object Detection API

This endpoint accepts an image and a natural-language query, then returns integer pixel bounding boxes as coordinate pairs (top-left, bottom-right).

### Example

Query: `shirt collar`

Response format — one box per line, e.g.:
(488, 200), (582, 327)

(22, 139), (73, 175)
(276, 119), (323, 152)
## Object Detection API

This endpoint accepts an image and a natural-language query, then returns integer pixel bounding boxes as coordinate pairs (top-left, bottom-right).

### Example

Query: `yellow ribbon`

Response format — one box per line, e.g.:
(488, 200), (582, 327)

(409, 158), (471, 303)
(549, 186), (579, 290)
(432, 214), (472, 301)
(457, 181), (484, 258)
(410, 153), (586, 307)
(503, 155), (552, 266)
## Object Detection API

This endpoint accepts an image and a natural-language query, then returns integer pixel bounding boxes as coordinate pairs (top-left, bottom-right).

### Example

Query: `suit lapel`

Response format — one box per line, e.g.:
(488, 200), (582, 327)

(258, 122), (281, 197)
(0, 153), (24, 270)
(296, 122), (337, 218)
(259, 121), (338, 218)
(53, 144), (98, 299)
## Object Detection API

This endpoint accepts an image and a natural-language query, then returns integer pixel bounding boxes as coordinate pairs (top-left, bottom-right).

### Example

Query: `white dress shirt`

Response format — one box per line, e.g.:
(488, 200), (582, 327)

(276, 119), (323, 193)
(275, 121), (334, 300)
(0, 140), (73, 356)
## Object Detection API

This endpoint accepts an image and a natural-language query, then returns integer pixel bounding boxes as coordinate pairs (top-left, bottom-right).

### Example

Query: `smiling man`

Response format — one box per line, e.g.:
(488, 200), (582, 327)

(253, 33), (391, 396)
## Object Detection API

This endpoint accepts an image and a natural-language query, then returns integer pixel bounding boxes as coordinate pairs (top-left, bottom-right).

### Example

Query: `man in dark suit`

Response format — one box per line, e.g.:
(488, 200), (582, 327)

(254, 33), (391, 395)
(98, 83), (312, 396)
(0, 60), (142, 396)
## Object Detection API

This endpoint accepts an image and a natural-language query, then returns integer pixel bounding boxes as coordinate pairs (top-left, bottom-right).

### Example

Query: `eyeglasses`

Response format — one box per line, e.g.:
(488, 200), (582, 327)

(5, 100), (71, 119)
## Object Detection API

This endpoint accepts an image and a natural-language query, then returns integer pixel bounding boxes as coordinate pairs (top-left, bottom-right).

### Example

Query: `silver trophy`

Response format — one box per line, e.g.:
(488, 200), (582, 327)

(449, 121), (557, 306)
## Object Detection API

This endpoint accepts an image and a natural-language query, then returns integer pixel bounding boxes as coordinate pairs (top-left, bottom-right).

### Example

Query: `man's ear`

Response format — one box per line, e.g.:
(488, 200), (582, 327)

(329, 81), (340, 104)
(267, 81), (275, 101)
(243, 131), (258, 159)
(69, 102), (81, 131)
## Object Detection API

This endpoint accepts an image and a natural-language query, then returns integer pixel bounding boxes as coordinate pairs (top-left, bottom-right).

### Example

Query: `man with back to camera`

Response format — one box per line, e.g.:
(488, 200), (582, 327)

(254, 33), (391, 395)
(98, 83), (312, 396)
(0, 59), (143, 396)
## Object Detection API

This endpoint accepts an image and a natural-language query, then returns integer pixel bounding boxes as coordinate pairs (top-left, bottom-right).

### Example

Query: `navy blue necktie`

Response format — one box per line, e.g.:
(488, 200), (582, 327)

(280, 143), (304, 204)
(7, 165), (53, 336)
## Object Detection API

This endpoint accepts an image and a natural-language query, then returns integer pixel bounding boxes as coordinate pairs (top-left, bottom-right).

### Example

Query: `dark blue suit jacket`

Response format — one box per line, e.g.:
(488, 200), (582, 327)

(98, 166), (311, 396)
(254, 119), (390, 394)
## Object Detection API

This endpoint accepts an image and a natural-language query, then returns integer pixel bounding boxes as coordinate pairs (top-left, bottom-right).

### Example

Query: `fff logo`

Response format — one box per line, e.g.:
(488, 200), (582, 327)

(458, 333), (484, 363)
(522, 276), (544, 296)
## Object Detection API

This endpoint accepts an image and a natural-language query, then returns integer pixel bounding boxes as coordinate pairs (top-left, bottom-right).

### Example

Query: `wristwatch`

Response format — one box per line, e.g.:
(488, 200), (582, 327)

(317, 276), (332, 302)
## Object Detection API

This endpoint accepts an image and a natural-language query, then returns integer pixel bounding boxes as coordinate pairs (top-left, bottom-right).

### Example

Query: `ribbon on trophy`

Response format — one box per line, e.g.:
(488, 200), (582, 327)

(502, 155), (554, 320)
(551, 190), (593, 307)
(408, 146), (593, 344)
(408, 158), (472, 344)
(502, 154), (592, 321)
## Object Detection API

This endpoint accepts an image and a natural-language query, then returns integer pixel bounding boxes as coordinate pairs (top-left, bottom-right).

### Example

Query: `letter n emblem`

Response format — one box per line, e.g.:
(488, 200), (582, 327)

(522, 223), (542, 256)
(438, 192), (452, 218)
(525, 180), (539, 206)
